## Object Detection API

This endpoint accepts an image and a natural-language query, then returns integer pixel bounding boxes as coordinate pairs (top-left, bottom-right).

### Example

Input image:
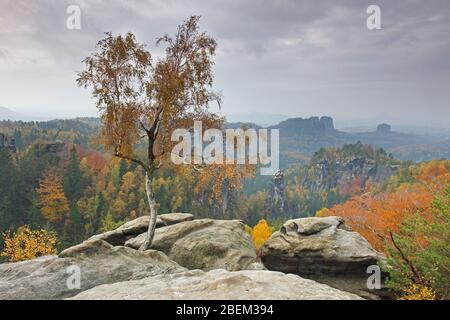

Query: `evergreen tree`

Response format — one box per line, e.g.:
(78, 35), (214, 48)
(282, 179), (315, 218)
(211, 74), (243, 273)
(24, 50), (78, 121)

(118, 159), (128, 180)
(69, 206), (84, 245)
(95, 192), (107, 225)
(63, 147), (83, 202)
(0, 149), (15, 239)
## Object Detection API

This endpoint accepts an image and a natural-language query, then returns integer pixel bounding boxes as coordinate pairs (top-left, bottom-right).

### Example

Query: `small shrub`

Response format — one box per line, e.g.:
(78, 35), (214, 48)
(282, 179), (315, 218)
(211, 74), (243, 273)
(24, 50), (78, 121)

(400, 285), (436, 300)
(1, 226), (58, 262)
(251, 219), (273, 252)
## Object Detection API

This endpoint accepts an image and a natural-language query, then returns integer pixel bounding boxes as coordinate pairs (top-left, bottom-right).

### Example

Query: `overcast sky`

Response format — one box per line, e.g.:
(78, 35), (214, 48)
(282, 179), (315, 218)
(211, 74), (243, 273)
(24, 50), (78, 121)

(0, 0), (449, 126)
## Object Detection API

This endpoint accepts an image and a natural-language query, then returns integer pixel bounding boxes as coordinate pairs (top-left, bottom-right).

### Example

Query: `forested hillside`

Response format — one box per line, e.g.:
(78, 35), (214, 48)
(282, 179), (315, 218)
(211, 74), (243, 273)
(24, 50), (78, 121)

(0, 118), (448, 299)
(0, 118), (432, 249)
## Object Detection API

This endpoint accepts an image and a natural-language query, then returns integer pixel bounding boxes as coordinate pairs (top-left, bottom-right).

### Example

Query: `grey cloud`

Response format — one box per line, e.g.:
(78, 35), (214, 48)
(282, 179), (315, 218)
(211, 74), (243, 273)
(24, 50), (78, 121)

(0, 0), (449, 125)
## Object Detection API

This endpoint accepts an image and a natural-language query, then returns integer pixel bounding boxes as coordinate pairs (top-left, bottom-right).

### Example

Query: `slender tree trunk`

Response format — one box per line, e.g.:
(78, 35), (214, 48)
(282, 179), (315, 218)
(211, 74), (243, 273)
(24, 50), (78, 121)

(221, 180), (229, 219)
(139, 171), (158, 251)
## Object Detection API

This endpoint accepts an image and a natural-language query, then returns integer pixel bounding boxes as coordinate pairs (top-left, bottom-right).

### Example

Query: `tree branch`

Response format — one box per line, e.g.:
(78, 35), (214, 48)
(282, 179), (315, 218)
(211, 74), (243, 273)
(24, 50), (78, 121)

(139, 121), (150, 135)
(389, 231), (425, 285)
(114, 148), (150, 173)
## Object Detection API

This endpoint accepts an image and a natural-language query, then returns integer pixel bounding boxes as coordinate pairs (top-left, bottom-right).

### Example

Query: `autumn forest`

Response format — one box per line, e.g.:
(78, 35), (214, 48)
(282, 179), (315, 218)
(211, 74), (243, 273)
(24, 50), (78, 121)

(0, 8), (449, 302)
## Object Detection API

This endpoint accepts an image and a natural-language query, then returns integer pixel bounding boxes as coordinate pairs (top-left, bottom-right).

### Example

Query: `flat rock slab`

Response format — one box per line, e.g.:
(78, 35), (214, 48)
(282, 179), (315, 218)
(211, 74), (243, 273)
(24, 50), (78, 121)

(281, 216), (352, 235)
(0, 239), (184, 300)
(70, 269), (363, 300)
(125, 219), (257, 271)
(88, 213), (194, 246)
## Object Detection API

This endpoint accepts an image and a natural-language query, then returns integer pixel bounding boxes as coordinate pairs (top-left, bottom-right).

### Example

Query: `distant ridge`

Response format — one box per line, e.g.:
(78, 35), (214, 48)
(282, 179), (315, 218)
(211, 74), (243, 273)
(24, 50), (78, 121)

(0, 106), (51, 121)
(0, 114), (448, 163)
(226, 112), (288, 127)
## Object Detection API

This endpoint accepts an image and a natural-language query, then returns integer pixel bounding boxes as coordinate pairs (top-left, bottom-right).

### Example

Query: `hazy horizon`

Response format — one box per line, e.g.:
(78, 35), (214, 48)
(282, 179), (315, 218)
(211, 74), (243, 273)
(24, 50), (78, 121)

(1, 0), (450, 127)
(3, 106), (450, 136)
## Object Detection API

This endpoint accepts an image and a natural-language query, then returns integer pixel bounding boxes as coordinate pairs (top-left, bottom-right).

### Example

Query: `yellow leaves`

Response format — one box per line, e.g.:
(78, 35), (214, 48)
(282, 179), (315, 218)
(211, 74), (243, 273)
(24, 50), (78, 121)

(251, 219), (273, 252)
(121, 171), (137, 193)
(315, 208), (331, 217)
(36, 171), (70, 224)
(80, 157), (89, 172)
(400, 284), (436, 300)
(194, 162), (256, 205)
(110, 198), (126, 219)
(1, 226), (57, 262)
(244, 220), (274, 253)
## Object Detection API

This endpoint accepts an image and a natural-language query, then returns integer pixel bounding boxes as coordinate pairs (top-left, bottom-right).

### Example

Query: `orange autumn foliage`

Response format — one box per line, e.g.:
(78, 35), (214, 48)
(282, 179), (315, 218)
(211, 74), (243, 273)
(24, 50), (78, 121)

(318, 160), (449, 252)
(413, 160), (450, 183)
(36, 171), (70, 224)
(318, 186), (432, 251)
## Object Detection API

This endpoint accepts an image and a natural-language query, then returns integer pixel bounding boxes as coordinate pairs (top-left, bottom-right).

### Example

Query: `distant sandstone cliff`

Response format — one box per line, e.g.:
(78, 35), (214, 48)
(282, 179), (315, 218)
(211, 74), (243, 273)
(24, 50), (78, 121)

(303, 155), (400, 194)
(265, 116), (436, 166)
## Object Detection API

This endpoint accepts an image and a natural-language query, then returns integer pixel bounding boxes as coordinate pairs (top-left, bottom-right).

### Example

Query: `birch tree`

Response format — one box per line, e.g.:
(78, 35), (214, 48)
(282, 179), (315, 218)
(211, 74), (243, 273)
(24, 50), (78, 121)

(77, 16), (226, 250)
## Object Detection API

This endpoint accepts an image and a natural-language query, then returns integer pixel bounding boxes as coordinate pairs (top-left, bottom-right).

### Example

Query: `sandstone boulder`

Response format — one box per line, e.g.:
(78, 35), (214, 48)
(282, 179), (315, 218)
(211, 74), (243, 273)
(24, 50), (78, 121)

(70, 269), (363, 300)
(125, 219), (257, 271)
(88, 213), (194, 246)
(260, 216), (387, 299)
(0, 239), (184, 300)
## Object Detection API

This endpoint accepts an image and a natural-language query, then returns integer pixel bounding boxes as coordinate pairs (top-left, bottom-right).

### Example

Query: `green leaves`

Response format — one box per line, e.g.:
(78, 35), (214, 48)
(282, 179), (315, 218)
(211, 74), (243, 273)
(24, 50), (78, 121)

(384, 186), (450, 299)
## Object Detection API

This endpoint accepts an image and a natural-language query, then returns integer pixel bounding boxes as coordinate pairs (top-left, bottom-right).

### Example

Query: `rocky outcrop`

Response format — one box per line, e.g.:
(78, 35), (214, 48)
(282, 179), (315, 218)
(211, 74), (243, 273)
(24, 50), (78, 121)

(304, 156), (400, 193)
(267, 170), (285, 215)
(260, 216), (387, 299)
(125, 219), (257, 271)
(0, 239), (184, 300)
(30, 141), (66, 158)
(88, 213), (194, 246)
(275, 116), (336, 137)
(70, 269), (363, 300)
(1, 214), (386, 300)
(376, 123), (391, 134)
